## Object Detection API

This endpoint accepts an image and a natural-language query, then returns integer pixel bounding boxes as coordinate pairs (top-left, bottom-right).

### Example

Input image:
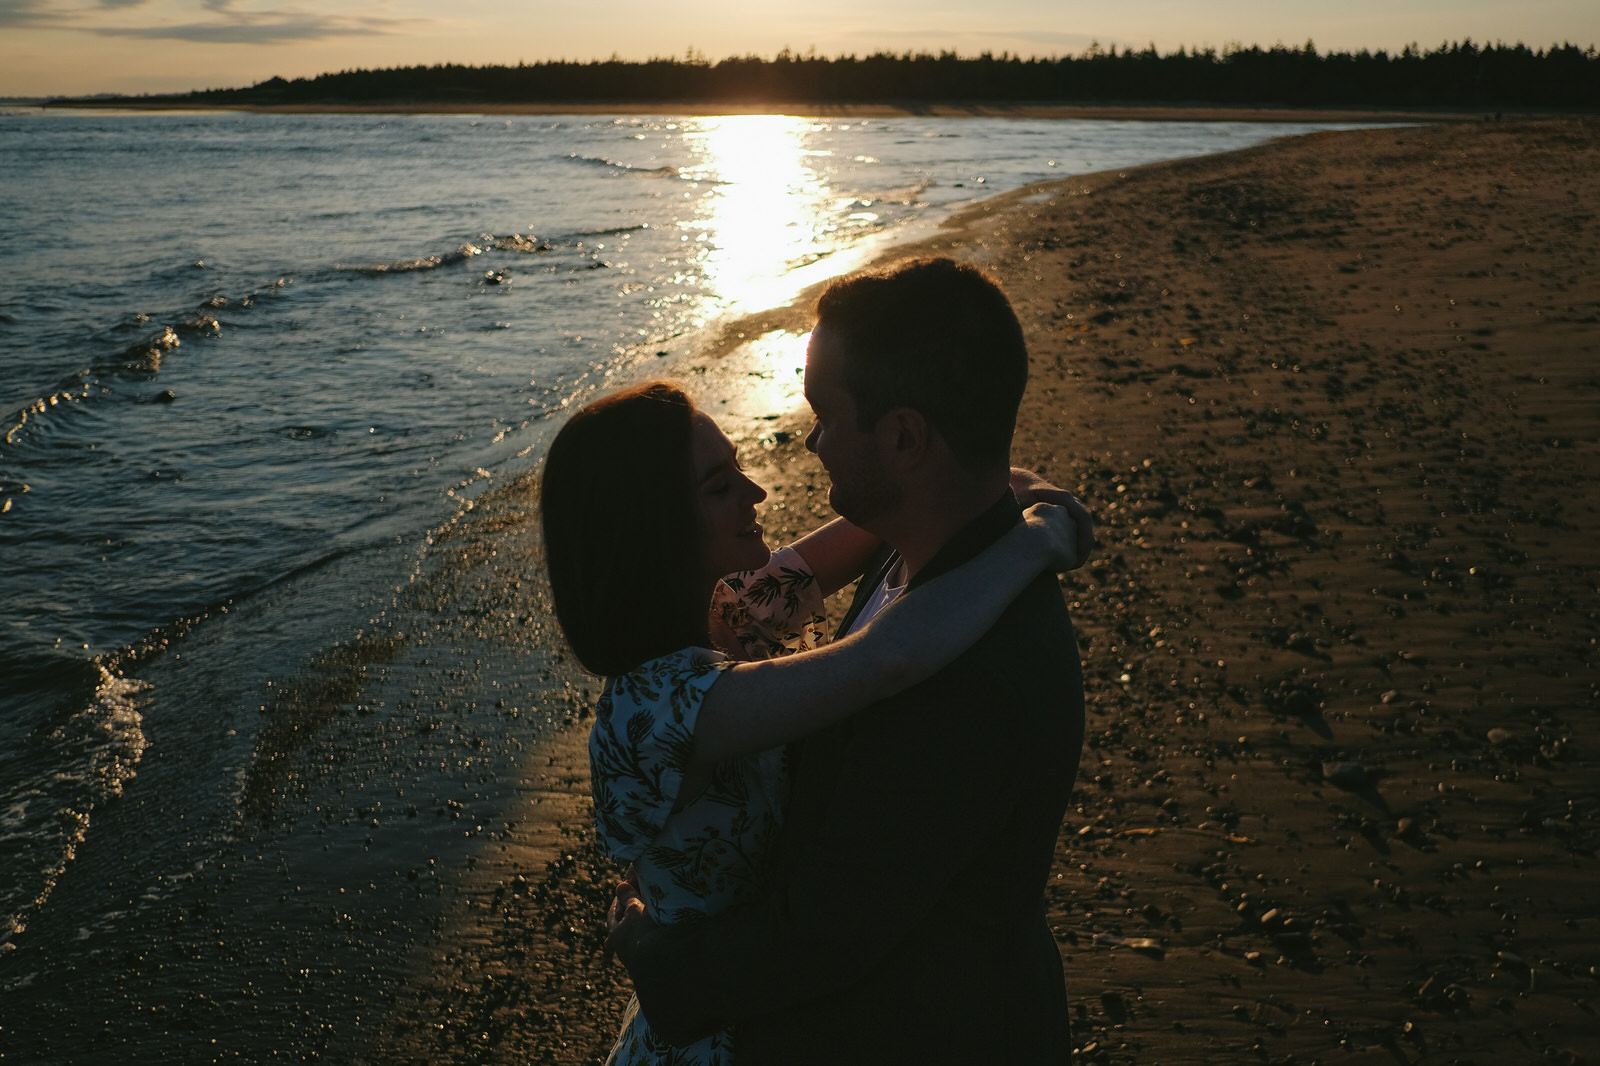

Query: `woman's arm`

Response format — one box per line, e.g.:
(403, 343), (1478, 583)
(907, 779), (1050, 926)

(789, 471), (1092, 597)
(689, 502), (1080, 768)
(787, 517), (882, 598)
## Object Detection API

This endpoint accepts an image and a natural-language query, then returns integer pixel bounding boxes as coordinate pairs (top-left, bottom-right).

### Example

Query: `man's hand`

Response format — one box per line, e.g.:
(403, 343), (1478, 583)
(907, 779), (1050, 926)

(1009, 467), (1095, 569)
(605, 878), (656, 964)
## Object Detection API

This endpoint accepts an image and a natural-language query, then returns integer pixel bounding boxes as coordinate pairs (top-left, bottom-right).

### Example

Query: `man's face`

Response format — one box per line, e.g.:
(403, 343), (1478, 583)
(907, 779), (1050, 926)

(803, 324), (902, 528)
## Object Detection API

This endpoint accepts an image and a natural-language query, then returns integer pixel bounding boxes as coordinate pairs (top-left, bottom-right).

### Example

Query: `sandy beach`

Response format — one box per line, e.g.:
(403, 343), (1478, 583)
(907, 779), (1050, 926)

(376, 117), (1599, 1065)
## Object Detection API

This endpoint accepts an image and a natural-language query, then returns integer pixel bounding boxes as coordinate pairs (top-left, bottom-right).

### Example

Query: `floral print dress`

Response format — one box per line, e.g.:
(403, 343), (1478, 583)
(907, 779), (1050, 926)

(591, 546), (827, 1066)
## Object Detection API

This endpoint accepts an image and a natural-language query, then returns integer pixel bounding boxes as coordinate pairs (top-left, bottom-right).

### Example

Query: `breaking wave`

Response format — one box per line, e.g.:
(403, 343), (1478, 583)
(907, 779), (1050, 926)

(564, 153), (680, 177)
(0, 664), (150, 950)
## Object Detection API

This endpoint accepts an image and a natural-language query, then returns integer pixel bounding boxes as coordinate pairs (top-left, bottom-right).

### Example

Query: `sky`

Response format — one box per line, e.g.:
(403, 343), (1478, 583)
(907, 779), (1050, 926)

(2, 0), (1596, 98)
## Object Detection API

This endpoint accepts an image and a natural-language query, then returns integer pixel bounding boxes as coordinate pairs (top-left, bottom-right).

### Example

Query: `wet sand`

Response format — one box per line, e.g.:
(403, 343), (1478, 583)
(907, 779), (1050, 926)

(382, 118), (1600, 1064)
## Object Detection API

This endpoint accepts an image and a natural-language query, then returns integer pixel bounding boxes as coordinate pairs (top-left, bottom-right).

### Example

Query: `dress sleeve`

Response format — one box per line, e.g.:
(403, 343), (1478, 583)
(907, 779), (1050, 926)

(710, 545), (827, 661)
(588, 648), (735, 863)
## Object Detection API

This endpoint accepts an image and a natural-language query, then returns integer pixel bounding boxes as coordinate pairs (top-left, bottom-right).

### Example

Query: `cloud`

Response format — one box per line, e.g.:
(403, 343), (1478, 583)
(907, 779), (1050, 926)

(1, 0), (417, 42)
(0, 0), (147, 24)
(0, 0), (54, 27)
(92, 12), (410, 43)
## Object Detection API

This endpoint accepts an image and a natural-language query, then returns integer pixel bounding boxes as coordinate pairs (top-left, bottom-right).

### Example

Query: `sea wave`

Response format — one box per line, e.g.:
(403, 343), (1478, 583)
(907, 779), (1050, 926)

(0, 663), (150, 951)
(2, 387), (90, 451)
(96, 289), (250, 374)
(338, 230), (639, 280)
(0, 284), (284, 466)
(337, 243), (486, 275)
(564, 153), (679, 178)
(491, 234), (553, 254)
(863, 179), (933, 205)
(580, 223), (651, 238)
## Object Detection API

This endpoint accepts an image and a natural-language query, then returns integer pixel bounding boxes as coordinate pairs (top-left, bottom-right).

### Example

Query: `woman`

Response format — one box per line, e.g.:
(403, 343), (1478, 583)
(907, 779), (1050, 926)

(540, 381), (1083, 1065)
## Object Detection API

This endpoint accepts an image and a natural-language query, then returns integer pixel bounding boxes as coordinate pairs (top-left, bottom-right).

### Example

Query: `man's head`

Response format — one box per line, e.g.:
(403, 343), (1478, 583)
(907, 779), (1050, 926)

(803, 258), (1027, 527)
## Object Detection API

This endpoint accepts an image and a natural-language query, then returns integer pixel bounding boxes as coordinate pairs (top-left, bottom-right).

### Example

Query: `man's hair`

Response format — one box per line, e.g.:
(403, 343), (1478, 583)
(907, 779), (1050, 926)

(814, 257), (1027, 469)
(540, 381), (710, 676)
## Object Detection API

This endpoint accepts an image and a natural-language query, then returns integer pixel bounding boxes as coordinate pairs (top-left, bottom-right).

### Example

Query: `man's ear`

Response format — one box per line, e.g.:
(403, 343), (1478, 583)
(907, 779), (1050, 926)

(877, 407), (929, 470)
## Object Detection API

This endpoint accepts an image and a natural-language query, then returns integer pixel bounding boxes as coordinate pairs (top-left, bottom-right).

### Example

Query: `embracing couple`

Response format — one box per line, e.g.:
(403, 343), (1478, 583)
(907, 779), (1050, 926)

(541, 257), (1089, 1065)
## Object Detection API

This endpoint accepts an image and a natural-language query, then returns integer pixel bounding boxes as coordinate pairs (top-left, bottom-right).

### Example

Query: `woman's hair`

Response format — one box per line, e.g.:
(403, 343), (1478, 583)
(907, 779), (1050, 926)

(540, 381), (710, 676)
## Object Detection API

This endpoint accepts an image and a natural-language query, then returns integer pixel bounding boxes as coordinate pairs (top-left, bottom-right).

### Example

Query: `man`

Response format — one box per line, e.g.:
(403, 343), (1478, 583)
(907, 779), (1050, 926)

(610, 257), (1087, 1063)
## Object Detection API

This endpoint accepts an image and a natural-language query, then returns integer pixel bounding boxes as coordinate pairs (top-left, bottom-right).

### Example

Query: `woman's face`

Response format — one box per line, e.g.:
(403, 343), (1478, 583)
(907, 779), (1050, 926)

(689, 411), (771, 582)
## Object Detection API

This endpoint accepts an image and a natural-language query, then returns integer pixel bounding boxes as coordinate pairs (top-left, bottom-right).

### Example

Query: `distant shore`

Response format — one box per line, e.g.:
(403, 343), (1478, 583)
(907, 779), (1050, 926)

(38, 98), (1499, 123)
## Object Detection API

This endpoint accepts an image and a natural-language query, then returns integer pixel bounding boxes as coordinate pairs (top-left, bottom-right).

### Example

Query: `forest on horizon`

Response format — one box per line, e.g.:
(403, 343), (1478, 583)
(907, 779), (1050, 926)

(68, 40), (1600, 109)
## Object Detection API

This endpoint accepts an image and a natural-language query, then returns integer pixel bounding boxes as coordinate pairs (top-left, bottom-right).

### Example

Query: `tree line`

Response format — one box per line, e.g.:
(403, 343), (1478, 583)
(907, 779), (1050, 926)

(148, 40), (1599, 109)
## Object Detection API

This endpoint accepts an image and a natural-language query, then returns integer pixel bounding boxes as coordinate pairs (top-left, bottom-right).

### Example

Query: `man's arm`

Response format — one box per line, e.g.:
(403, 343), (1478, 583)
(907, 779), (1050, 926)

(616, 615), (1075, 1043)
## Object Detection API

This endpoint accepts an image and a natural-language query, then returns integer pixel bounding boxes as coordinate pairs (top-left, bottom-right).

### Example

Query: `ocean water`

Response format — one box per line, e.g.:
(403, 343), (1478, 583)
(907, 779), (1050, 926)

(0, 109), (1361, 1061)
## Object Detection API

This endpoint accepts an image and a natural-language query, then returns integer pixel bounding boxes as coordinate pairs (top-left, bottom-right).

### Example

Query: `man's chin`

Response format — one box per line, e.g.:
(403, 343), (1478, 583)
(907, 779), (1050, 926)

(827, 487), (859, 525)
(829, 487), (893, 531)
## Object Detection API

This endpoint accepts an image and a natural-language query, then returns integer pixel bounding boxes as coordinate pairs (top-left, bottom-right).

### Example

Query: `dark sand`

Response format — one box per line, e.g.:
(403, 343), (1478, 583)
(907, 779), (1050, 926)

(378, 119), (1600, 1065)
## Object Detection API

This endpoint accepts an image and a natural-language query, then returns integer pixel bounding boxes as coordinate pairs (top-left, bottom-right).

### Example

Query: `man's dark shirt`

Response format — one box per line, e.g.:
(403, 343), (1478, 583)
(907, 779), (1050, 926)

(626, 491), (1086, 1064)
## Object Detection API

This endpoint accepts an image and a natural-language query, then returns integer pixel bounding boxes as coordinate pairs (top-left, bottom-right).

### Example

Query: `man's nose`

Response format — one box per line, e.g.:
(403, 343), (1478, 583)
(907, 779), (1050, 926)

(804, 422), (820, 453)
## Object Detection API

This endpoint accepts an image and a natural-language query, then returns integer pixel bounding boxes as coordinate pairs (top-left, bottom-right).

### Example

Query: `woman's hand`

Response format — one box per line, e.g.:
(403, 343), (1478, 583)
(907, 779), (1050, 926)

(605, 878), (655, 963)
(1011, 466), (1095, 570)
(1023, 502), (1086, 572)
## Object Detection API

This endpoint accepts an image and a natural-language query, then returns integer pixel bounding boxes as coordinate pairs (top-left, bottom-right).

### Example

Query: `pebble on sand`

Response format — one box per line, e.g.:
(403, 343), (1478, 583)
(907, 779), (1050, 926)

(1321, 761), (1370, 789)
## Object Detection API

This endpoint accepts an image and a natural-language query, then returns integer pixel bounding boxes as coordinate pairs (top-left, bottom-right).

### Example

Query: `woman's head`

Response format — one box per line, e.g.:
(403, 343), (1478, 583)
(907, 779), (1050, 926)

(540, 381), (769, 676)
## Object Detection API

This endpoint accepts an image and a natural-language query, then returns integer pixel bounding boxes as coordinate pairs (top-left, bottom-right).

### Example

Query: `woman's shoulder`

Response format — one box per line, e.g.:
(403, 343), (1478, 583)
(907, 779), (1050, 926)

(711, 546), (827, 660)
(601, 646), (733, 717)
(589, 645), (735, 866)
(718, 544), (814, 597)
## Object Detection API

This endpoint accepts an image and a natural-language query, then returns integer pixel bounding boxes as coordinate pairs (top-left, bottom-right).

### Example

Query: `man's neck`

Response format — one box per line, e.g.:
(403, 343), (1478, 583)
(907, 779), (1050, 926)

(880, 467), (1010, 582)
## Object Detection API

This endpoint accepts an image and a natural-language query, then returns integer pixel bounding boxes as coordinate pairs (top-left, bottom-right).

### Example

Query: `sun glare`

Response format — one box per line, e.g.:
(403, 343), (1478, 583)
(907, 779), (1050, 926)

(684, 115), (833, 312)
(743, 330), (811, 417)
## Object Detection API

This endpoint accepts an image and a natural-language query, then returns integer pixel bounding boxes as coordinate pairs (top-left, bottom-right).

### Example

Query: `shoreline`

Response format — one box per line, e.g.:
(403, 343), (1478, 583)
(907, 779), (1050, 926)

(384, 117), (1599, 1064)
(34, 98), (1500, 124)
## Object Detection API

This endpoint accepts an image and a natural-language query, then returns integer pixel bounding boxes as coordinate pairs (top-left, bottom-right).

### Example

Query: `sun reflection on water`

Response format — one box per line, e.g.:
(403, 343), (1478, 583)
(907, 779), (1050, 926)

(741, 330), (811, 416)
(684, 115), (847, 312)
